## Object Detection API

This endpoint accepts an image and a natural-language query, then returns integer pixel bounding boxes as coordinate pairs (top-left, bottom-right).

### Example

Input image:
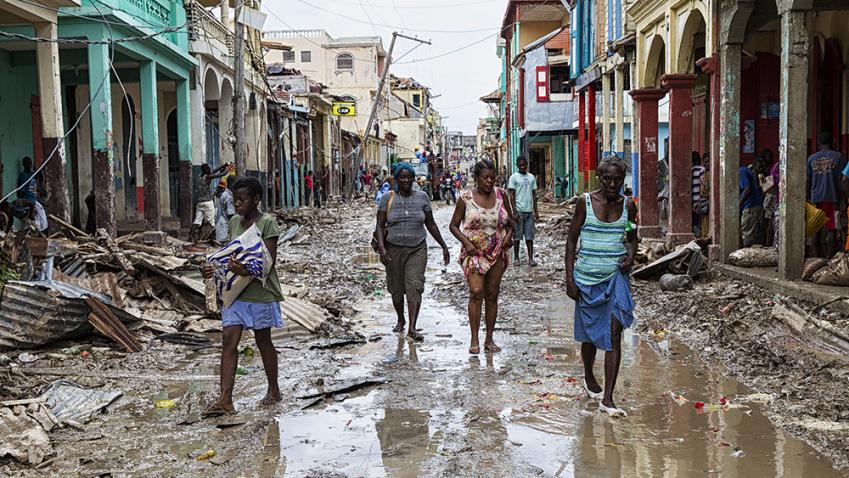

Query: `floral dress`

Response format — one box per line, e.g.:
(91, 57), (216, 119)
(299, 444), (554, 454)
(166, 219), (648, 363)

(459, 188), (511, 278)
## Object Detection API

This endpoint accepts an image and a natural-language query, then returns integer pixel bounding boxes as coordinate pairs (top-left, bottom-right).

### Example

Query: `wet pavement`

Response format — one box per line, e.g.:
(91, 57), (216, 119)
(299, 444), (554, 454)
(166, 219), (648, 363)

(269, 205), (845, 477)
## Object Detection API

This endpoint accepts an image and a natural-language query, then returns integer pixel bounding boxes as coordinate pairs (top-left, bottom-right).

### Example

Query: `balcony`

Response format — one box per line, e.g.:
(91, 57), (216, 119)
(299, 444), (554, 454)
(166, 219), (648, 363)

(185, 0), (233, 58)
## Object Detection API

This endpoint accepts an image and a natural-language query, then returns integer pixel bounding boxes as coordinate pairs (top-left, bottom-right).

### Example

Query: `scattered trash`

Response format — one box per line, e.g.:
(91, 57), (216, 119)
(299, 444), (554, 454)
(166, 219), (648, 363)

(39, 380), (123, 422)
(659, 274), (694, 292)
(154, 400), (176, 409)
(196, 449), (216, 461)
(153, 332), (214, 349)
(0, 406), (53, 465)
(632, 242), (705, 279)
(731, 449), (745, 458)
(18, 353), (38, 364)
(694, 401), (705, 409)
(239, 346), (255, 356)
(720, 303), (737, 316)
(236, 366), (249, 376)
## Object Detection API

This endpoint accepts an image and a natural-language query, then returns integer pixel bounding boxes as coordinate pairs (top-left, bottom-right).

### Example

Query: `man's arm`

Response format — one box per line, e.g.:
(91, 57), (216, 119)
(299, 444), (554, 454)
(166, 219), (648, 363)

(532, 177), (539, 219)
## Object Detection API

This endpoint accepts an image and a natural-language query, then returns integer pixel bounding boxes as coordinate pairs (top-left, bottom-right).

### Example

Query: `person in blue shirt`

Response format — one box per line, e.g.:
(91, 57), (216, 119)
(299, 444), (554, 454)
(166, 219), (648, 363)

(739, 156), (767, 247)
(808, 132), (846, 258)
(17, 156), (42, 204)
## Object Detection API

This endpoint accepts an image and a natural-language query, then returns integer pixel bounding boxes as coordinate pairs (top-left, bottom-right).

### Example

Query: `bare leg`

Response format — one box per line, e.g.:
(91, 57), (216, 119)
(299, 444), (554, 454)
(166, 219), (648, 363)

(205, 325), (242, 414)
(601, 317), (624, 409)
(482, 258), (506, 352)
(527, 240), (536, 266)
(826, 230), (838, 258)
(406, 301), (423, 341)
(467, 272), (485, 354)
(255, 328), (281, 406)
(391, 297), (406, 333)
(581, 343), (602, 393)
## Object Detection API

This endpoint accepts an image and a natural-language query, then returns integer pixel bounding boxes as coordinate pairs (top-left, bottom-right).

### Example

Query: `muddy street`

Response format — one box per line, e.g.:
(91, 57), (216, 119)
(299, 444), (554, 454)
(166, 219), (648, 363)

(1, 201), (846, 477)
(273, 204), (843, 477)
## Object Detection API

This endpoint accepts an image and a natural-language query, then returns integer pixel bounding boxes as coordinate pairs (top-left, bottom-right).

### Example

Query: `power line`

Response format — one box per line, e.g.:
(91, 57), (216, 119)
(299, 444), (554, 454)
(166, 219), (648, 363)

(288, 0), (498, 34)
(314, 0), (499, 9)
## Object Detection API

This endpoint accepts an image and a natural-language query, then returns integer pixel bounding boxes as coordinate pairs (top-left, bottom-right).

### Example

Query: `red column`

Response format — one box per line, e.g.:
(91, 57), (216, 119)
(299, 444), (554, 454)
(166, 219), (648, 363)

(662, 74), (697, 244)
(578, 90), (586, 189)
(588, 84), (597, 175)
(629, 88), (667, 238)
(697, 56), (722, 250)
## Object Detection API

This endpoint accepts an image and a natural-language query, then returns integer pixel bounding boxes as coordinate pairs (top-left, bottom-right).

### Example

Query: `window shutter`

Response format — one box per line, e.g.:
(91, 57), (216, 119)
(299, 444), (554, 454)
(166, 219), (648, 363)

(536, 66), (549, 102)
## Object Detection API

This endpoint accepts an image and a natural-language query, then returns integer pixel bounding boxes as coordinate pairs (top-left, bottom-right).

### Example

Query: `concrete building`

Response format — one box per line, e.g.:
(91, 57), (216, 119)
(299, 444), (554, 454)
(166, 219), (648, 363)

(263, 30), (388, 167)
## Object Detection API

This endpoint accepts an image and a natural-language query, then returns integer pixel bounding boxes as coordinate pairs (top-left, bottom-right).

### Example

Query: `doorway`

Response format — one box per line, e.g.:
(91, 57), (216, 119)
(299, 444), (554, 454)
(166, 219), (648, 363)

(167, 110), (179, 217)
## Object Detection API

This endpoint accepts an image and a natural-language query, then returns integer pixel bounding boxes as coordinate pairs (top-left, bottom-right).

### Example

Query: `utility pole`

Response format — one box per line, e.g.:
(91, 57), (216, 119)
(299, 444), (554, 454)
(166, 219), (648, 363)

(233, 0), (247, 174)
(360, 32), (430, 172)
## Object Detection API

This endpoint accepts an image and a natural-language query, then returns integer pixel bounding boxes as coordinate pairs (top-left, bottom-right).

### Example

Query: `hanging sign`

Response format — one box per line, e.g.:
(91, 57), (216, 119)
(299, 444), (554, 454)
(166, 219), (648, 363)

(332, 102), (356, 116)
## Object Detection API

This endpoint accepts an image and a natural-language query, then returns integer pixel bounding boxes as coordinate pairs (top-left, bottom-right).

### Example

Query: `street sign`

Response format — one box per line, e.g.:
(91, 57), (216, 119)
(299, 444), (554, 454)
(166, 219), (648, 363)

(332, 102), (356, 116)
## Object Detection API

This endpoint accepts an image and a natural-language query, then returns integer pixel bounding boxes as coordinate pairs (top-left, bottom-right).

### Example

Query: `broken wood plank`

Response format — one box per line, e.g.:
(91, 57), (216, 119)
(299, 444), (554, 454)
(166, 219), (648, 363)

(122, 242), (173, 257)
(296, 378), (388, 400)
(48, 214), (91, 239)
(0, 397), (46, 407)
(84, 297), (142, 352)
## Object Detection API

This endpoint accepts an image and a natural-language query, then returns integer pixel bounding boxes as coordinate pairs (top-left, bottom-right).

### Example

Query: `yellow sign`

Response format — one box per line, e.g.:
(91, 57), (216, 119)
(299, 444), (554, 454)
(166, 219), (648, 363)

(332, 102), (357, 117)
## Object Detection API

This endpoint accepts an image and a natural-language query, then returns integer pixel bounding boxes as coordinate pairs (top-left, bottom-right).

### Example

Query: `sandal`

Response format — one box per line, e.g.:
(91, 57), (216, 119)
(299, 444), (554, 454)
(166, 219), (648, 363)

(582, 377), (604, 400)
(201, 404), (235, 418)
(598, 402), (627, 417)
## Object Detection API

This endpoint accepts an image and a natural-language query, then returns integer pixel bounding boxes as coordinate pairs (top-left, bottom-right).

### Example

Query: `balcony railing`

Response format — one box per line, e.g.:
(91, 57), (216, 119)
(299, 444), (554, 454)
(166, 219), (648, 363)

(185, 0), (233, 56)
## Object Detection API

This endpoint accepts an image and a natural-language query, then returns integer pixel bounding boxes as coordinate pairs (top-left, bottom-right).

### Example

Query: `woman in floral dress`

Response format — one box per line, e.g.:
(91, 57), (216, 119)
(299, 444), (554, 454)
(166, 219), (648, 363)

(449, 160), (515, 354)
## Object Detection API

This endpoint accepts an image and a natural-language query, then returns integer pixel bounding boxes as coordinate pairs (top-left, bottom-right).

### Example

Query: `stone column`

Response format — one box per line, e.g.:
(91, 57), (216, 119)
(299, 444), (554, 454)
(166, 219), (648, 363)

(778, 9), (809, 279)
(629, 89), (666, 238)
(177, 79), (193, 228)
(35, 22), (70, 222)
(697, 56), (722, 254)
(588, 83), (598, 178)
(602, 72), (611, 155)
(614, 65), (625, 154)
(578, 91), (586, 190)
(87, 43), (115, 236)
(139, 61), (161, 230)
(661, 73), (697, 245)
(718, 43), (742, 261)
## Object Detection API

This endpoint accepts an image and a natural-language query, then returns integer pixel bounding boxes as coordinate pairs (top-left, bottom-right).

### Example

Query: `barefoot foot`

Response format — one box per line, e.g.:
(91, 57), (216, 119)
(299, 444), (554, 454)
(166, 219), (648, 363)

(484, 341), (501, 353)
(202, 398), (236, 417)
(392, 321), (406, 333)
(259, 389), (282, 407)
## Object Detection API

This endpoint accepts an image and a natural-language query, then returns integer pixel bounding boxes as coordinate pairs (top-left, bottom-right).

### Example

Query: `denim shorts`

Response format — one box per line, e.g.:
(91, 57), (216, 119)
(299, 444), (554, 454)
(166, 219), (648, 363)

(221, 300), (283, 330)
(514, 211), (535, 241)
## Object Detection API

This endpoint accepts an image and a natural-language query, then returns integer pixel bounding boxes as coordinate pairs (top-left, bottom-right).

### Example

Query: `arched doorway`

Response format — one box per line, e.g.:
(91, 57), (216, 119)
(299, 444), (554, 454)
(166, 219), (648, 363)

(167, 109), (179, 218)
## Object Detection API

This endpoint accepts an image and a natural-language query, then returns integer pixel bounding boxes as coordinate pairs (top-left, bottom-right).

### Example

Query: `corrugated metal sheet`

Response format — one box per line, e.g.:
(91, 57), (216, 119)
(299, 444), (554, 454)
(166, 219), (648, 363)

(278, 297), (330, 333)
(0, 281), (138, 351)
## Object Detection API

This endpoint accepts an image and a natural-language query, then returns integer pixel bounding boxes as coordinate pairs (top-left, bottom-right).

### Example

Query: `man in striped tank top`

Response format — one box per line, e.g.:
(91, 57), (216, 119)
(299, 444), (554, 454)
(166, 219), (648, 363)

(565, 156), (638, 417)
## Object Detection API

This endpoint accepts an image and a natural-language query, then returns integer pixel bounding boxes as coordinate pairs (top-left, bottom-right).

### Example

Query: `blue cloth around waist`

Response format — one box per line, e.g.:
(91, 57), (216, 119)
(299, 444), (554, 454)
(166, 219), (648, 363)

(573, 271), (634, 351)
(222, 299), (283, 330)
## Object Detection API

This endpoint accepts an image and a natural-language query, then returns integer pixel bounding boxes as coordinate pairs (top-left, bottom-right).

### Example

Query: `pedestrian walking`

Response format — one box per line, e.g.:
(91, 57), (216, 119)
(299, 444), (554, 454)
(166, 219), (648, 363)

(508, 156), (540, 266)
(739, 156), (766, 247)
(807, 132), (846, 258)
(215, 175), (236, 244)
(190, 163), (231, 242)
(449, 159), (515, 355)
(565, 155), (637, 417)
(375, 162), (450, 341)
(305, 170), (314, 207)
(202, 177), (284, 416)
(313, 171), (322, 209)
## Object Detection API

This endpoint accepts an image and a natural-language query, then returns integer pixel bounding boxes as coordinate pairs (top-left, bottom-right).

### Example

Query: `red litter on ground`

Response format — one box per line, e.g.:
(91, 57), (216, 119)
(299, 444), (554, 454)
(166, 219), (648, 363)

(694, 401), (706, 409)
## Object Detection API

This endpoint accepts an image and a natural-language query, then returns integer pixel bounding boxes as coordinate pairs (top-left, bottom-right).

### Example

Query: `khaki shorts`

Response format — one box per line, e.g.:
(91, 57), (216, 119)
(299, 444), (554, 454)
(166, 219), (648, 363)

(385, 242), (427, 304)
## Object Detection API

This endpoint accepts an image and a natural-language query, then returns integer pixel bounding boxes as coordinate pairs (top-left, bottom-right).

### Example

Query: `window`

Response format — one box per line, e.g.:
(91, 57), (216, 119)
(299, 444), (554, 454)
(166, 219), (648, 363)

(336, 53), (354, 71)
(281, 50), (294, 62)
(550, 65), (570, 94)
(412, 93), (421, 108)
(301, 51), (312, 63)
(536, 66), (549, 102)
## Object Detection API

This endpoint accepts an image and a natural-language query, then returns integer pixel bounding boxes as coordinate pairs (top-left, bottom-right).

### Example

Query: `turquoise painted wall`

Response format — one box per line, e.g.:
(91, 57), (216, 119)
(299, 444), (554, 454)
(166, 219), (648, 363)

(0, 50), (38, 198)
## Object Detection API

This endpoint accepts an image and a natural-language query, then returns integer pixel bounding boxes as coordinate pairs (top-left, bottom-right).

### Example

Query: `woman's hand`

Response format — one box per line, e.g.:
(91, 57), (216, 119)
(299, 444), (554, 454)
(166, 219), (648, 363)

(228, 256), (250, 277)
(462, 240), (477, 256)
(202, 264), (215, 280)
(618, 254), (635, 273)
(442, 245), (451, 267)
(566, 279), (579, 301)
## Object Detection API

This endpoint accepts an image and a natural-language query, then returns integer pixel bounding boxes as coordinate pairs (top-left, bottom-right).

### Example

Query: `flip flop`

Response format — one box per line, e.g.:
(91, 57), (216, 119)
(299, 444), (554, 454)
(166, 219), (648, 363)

(201, 405), (235, 418)
(598, 402), (627, 417)
(582, 377), (604, 400)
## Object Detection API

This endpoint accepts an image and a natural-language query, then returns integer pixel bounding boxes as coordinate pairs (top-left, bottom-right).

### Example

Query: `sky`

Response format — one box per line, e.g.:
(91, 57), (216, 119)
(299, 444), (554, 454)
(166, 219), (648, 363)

(261, 0), (509, 135)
